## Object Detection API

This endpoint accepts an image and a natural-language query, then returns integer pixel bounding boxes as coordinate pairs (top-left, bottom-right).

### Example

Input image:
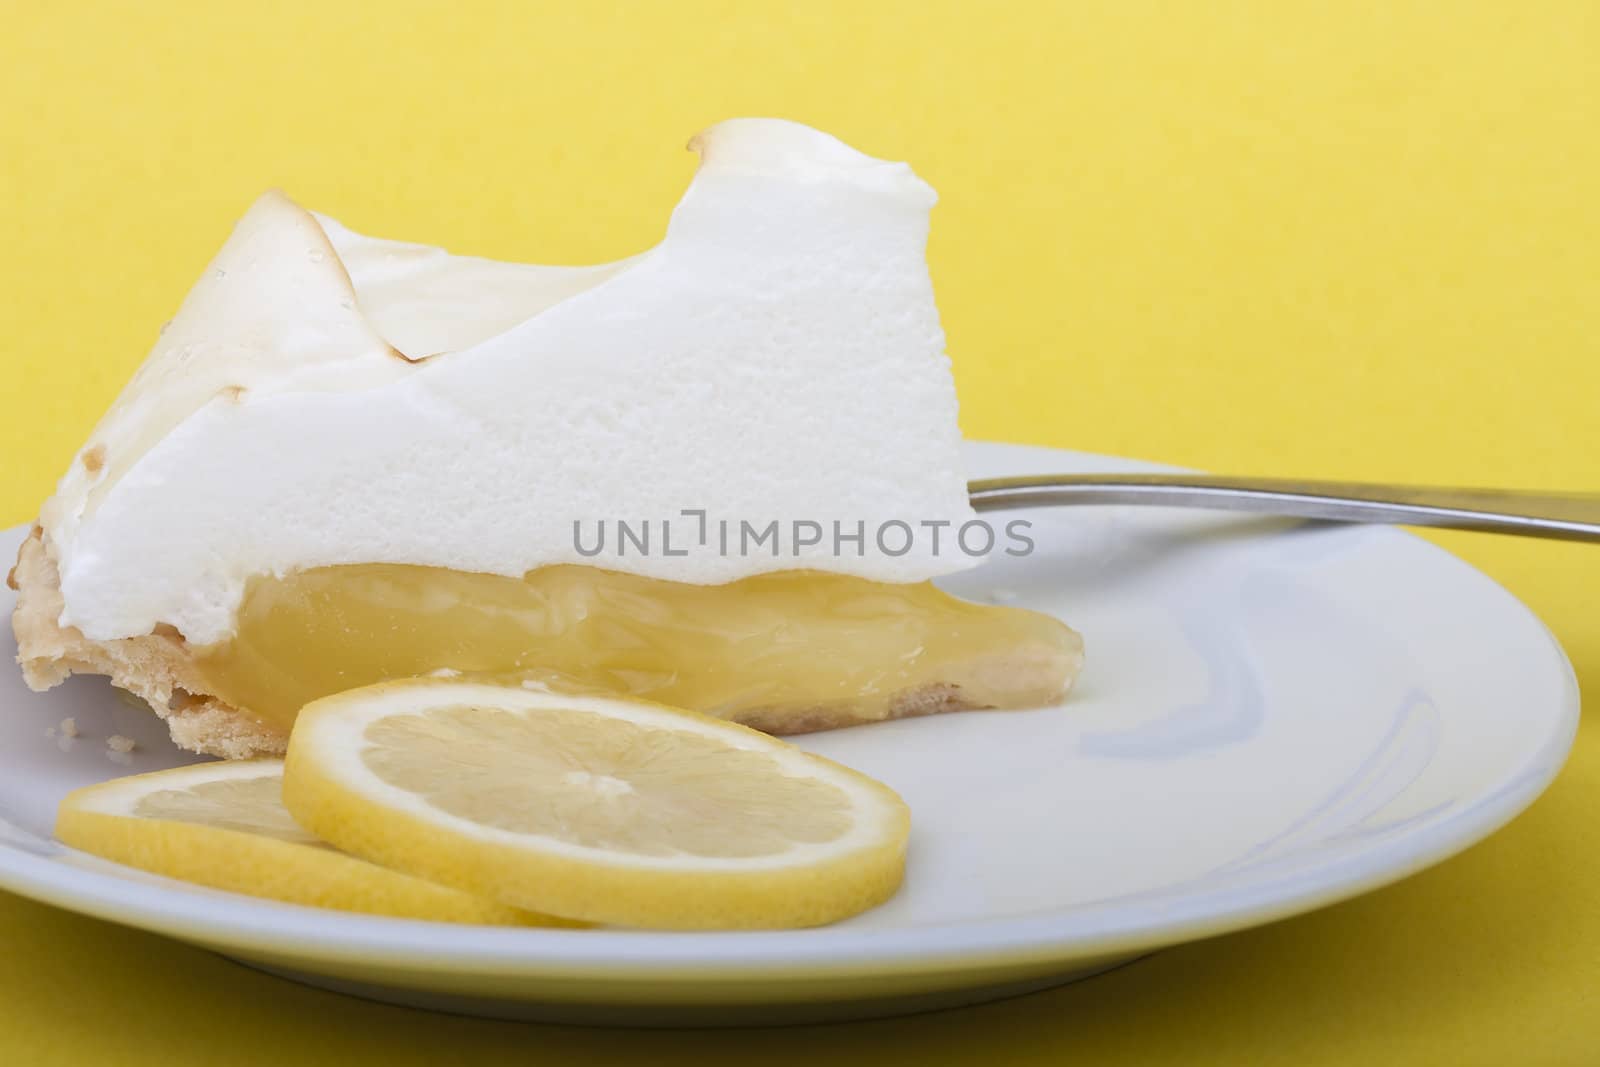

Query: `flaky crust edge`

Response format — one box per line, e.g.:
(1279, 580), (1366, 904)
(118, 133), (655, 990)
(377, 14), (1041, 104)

(10, 527), (288, 759)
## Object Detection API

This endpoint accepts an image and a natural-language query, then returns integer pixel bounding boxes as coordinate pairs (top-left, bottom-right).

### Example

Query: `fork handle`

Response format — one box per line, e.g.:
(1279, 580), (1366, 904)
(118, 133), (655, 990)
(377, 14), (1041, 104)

(967, 474), (1600, 543)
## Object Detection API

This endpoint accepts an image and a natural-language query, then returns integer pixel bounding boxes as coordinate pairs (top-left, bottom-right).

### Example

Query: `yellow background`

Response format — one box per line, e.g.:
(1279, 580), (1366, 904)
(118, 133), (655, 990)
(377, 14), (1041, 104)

(2, 2), (1596, 1063)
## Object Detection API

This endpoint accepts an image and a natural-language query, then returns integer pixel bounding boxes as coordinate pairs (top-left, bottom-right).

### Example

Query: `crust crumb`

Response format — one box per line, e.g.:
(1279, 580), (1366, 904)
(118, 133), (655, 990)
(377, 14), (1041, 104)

(81, 445), (107, 474)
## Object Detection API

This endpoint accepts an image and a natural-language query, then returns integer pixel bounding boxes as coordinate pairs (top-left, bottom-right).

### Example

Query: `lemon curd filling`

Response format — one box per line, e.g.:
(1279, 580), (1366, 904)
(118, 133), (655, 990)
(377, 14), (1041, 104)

(194, 565), (1080, 733)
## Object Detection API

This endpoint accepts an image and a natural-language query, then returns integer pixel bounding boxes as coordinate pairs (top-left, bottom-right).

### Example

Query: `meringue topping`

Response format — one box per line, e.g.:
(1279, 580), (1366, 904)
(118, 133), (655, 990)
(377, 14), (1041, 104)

(42, 119), (975, 644)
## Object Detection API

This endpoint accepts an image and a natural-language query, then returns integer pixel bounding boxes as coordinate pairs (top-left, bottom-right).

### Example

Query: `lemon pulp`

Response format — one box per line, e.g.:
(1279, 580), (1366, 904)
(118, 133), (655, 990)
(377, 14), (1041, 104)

(196, 565), (1079, 732)
(134, 773), (322, 845)
(363, 703), (856, 858)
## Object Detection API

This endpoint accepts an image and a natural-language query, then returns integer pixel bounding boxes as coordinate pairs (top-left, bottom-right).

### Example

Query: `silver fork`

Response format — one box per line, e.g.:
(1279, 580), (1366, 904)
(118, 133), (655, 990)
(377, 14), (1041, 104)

(968, 474), (1600, 543)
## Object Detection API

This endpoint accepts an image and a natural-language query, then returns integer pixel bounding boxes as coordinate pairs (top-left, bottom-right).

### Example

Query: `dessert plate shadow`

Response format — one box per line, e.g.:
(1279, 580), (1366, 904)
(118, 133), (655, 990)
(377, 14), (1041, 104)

(0, 443), (1577, 1027)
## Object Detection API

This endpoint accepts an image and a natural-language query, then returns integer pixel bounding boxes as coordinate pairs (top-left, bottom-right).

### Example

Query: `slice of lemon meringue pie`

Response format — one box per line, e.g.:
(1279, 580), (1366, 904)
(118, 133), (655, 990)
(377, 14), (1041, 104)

(11, 118), (1082, 758)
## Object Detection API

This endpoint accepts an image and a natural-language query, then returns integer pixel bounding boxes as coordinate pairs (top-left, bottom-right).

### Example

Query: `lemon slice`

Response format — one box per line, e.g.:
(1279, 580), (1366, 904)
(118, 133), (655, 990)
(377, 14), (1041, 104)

(56, 760), (564, 925)
(282, 680), (912, 929)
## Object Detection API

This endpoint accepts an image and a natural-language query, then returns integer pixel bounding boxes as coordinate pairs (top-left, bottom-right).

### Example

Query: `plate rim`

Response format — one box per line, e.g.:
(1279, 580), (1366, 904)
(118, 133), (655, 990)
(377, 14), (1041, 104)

(0, 442), (1580, 983)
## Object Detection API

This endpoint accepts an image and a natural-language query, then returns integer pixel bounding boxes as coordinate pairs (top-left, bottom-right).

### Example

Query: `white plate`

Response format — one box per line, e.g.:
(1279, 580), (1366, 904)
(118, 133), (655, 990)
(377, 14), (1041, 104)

(0, 443), (1577, 1026)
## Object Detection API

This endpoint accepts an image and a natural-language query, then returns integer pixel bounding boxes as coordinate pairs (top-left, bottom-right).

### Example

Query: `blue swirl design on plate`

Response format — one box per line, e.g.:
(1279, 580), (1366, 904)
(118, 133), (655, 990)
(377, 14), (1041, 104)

(1201, 689), (1449, 882)
(1079, 601), (1268, 759)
